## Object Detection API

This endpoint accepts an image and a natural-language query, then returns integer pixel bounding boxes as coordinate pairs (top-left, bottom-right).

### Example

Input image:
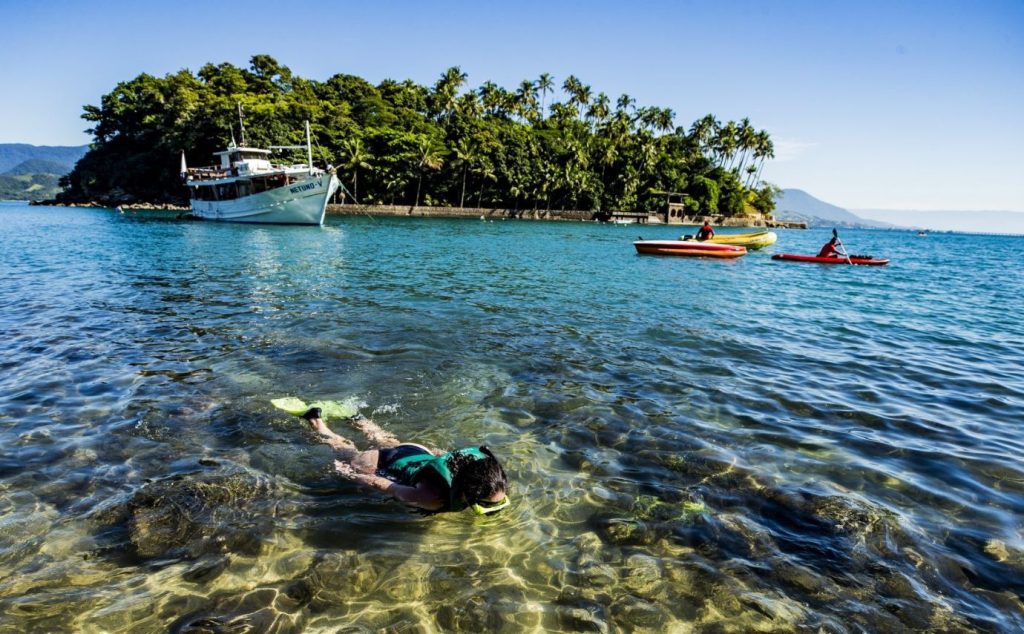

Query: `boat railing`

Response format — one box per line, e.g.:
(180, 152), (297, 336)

(186, 163), (316, 183)
(187, 166), (230, 181)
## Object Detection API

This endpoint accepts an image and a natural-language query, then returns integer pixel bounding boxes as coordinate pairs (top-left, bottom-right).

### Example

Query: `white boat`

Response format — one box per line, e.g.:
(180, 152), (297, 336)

(184, 121), (339, 226)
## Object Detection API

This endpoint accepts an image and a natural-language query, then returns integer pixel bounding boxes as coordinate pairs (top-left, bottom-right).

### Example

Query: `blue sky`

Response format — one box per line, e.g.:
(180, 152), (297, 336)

(1, 0), (1021, 212)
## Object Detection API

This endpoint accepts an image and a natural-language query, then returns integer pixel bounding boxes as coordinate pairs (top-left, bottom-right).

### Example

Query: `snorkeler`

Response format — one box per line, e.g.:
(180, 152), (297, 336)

(299, 407), (509, 515)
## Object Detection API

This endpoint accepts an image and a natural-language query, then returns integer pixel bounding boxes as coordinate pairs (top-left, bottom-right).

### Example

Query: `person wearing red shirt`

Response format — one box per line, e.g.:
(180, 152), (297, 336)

(695, 220), (715, 241)
(818, 236), (841, 258)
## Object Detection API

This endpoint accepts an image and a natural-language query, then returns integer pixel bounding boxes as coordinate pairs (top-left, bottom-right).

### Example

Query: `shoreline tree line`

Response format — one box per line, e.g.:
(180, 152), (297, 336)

(59, 55), (778, 216)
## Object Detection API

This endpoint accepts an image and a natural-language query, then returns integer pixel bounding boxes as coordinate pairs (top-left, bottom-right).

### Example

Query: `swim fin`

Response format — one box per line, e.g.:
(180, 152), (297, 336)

(271, 397), (360, 421)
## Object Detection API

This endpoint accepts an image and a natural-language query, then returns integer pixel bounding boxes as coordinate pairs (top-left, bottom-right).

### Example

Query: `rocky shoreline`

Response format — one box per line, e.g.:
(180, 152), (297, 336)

(331, 203), (807, 228)
(31, 199), (190, 211)
(28, 199), (806, 228)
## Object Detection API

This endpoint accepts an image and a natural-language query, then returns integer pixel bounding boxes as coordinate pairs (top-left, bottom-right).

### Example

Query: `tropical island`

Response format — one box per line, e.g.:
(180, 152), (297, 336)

(54, 55), (779, 223)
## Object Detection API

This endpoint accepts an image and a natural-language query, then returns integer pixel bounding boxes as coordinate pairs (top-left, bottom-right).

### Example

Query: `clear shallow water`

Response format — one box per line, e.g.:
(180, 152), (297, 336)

(1, 201), (1023, 633)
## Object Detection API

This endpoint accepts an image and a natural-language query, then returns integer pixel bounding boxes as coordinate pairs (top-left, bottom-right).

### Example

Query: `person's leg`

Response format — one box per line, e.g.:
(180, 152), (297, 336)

(302, 408), (358, 460)
(348, 415), (401, 449)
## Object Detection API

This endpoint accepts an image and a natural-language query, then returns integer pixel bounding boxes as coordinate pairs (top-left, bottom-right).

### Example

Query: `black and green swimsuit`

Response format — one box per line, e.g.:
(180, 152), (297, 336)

(376, 444), (489, 511)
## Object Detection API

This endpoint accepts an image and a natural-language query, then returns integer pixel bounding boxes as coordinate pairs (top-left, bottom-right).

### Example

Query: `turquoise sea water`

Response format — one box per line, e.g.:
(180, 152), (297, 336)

(1, 201), (1023, 632)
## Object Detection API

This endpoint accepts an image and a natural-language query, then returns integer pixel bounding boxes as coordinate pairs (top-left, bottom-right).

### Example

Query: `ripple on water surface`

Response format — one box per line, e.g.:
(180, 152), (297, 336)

(0, 203), (1023, 632)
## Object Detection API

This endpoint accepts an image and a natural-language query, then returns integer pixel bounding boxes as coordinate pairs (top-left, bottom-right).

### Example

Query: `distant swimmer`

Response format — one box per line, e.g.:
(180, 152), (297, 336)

(294, 405), (509, 515)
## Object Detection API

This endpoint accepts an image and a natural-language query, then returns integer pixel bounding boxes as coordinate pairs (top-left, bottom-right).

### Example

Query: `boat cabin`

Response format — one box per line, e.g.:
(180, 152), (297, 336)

(213, 147), (273, 176)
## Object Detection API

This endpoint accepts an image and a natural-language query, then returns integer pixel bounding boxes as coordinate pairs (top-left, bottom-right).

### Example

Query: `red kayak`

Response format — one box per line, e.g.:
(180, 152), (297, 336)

(772, 254), (889, 266)
(634, 240), (747, 258)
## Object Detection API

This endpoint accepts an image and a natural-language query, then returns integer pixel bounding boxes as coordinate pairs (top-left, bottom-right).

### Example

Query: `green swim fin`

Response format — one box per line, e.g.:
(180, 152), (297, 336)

(271, 397), (310, 417)
(271, 397), (361, 421)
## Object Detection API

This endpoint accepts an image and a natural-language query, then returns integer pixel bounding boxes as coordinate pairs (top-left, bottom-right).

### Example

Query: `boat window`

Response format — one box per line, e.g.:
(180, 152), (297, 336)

(192, 185), (216, 201)
(216, 183), (239, 201)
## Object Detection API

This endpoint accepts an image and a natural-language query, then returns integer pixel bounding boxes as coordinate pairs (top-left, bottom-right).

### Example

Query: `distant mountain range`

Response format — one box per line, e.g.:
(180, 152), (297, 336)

(0, 143), (88, 201)
(773, 189), (894, 228)
(771, 188), (1024, 234)
(855, 209), (1024, 234)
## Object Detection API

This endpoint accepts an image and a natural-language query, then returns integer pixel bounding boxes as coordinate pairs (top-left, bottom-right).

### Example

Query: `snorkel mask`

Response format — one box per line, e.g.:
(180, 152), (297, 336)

(471, 495), (511, 515)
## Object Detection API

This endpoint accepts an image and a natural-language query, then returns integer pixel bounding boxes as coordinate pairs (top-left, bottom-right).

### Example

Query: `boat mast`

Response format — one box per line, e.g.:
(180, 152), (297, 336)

(237, 102), (247, 147)
(305, 121), (313, 175)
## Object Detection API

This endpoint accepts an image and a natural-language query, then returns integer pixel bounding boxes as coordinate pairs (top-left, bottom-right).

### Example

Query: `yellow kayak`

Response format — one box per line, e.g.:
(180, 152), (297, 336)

(682, 230), (778, 249)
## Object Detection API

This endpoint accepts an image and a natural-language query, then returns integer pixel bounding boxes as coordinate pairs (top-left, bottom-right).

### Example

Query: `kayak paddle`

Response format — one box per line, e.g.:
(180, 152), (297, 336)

(832, 228), (853, 265)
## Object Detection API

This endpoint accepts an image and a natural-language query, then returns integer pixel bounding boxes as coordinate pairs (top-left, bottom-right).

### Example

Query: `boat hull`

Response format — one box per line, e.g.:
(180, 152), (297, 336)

(683, 231), (778, 249)
(634, 240), (747, 258)
(772, 254), (889, 266)
(190, 173), (339, 225)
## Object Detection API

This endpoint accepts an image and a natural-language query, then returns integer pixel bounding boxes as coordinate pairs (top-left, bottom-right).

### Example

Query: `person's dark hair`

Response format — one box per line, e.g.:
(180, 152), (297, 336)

(448, 447), (507, 504)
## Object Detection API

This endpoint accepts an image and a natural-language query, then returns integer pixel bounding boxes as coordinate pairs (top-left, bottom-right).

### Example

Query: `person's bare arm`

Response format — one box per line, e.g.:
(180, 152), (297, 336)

(335, 460), (444, 511)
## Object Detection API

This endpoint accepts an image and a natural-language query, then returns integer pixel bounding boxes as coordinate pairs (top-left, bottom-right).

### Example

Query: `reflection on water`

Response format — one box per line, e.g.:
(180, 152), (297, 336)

(1, 202), (1023, 632)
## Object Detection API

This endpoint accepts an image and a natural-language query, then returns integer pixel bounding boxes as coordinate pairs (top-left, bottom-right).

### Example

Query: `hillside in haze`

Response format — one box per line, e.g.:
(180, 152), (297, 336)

(774, 189), (893, 228)
(0, 144), (87, 200)
(855, 209), (1024, 235)
(3, 158), (72, 176)
(0, 144), (87, 174)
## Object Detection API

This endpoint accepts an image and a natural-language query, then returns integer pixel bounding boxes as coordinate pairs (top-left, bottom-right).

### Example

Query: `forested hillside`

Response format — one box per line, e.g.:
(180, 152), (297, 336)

(59, 55), (778, 214)
(0, 144), (87, 174)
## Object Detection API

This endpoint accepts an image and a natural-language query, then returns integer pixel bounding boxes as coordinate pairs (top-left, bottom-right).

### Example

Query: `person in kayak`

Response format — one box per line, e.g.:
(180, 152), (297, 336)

(695, 220), (715, 241)
(817, 236), (842, 258)
(299, 407), (510, 515)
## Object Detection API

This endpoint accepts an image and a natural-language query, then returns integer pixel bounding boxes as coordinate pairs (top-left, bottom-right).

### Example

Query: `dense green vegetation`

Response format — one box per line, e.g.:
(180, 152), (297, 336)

(60, 55), (777, 215)
(0, 145), (86, 200)
(0, 172), (62, 201)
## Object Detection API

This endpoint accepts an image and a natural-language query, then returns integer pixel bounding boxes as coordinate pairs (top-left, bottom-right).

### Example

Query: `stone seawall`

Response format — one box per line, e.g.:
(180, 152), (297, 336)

(326, 204), (594, 222)
(30, 199), (805, 229)
(326, 204), (806, 228)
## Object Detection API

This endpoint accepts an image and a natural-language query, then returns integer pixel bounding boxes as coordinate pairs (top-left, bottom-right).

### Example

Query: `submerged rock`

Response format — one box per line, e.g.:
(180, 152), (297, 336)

(556, 606), (609, 634)
(432, 584), (531, 631)
(126, 462), (278, 561)
(609, 595), (670, 630)
(168, 581), (311, 634)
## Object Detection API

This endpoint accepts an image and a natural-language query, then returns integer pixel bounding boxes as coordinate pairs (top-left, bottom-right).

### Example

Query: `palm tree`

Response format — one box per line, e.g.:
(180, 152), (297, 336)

(413, 136), (445, 207)
(562, 75), (583, 118)
(655, 108), (675, 135)
(453, 137), (477, 208)
(432, 66), (468, 121)
(718, 120), (739, 169)
(536, 73), (554, 119)
(473, 159), (497, 207)
(588, 92), (611, 130)
(751, 130), (774, 187)
(515, 79), (539, 123)
(575, 83), (592, 122)
(340, 137), (372, 203)
(616, 93), (635, 114)
(736, 118), (756, 175)
(636, 107), (657, 132)
(478, 81), (500, 116)
(689, 114), (718, 159)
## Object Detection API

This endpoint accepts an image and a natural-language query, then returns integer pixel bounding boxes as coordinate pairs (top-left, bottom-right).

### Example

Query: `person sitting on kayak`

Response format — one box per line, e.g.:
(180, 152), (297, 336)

(299, 407), (510, 515)
(695, 220), (715, 241)
(817, 236), (841, 258)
